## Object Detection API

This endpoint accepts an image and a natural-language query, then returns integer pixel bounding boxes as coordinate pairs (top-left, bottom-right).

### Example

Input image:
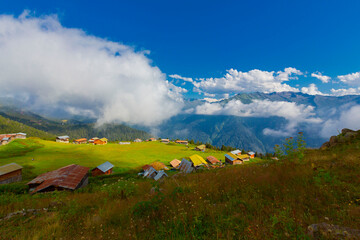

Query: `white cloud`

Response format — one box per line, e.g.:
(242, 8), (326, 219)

(321, 105), (360, 138)
(169, 74), (193, 83)
(196, 99), (321, 136)
(203, 98), (221, 103)
(311, 72), (330, 83)
(338, 72), (360, 86)
(330, 87), (360, 96)
(192, 67), (302, 94)
(301, 83), (324, 95)
(0, 12), (183, 126)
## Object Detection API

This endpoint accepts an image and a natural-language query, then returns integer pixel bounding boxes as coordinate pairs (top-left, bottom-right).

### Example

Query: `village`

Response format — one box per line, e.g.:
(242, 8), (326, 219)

(0, 133), (256, 194)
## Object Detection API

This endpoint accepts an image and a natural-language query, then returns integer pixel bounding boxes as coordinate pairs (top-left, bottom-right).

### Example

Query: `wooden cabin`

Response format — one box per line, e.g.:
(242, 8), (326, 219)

(0, 163), (23, 184)
(189, 154), (208, 167)
(175, 140), (188, 145)
(94, 139), (106, 145)
(154, 170), (168, 181)
(92, 161), (114, 176)
(195, 144), (206, 152)
(15, 133), (27, 139)
(56, 136), (70, 143)
(151, 162), (169, 171)
(27, 164), (89, 194)
(88, 137), (99, 144)
(206, 156), (221, 165)
(247, 151), (255, 159)
(149, 138), (157, 141)
(225, 153), (243, 165)
(230, 149), (242, 155)
(134, 138), (142, 142)
(170, 159), (181, 169)
(160, 139), (170, 143)
(74, 138), (87, 144)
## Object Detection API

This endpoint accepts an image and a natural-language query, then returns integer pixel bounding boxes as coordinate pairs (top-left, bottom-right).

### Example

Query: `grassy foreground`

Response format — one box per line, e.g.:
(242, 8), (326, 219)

(0, 138), (360, 239)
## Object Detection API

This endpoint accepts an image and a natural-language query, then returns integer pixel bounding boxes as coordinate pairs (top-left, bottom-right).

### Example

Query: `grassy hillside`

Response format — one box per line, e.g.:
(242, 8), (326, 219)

(0, 106), (151, 141)
(0, 115), (55, 139)
(0, 138), (232, 179)
(0, 137), (359, 239)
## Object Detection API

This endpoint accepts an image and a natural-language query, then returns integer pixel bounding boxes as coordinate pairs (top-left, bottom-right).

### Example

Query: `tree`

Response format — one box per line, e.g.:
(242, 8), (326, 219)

(274, 132), (307, 162)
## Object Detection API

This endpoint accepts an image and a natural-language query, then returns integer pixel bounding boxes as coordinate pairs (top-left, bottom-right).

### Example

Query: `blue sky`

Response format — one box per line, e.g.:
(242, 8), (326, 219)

(1, 0), (360, 99)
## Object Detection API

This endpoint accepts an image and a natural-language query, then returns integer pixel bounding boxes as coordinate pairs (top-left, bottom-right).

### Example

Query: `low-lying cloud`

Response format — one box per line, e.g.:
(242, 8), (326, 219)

(0, 12), (183, 126)
(195, 99), (322, 136)
(321, 105), (360, 138)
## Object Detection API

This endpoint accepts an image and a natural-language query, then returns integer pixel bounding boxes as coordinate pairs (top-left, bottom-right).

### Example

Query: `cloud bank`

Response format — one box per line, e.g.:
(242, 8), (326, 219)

(195, 99), (322, 136)
(0, 12), (183, 126)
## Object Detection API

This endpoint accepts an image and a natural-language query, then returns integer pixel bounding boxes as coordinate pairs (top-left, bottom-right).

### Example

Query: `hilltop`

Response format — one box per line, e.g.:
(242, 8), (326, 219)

(0, 115), (55, 139)
(0, 133), (359, 239)
(0, 105), (151, 141)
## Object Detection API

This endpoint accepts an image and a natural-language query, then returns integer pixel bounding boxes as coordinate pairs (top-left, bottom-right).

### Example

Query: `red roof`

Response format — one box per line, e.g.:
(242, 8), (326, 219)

(207, 156), (220, 164)
(142, 165), (151, 171)
(27, 164), (89, 193)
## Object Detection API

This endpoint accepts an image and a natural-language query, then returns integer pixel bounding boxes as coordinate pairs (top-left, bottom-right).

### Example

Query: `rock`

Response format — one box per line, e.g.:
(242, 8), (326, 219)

(341, 128), (355, 135)
(308, 222), (360, 239)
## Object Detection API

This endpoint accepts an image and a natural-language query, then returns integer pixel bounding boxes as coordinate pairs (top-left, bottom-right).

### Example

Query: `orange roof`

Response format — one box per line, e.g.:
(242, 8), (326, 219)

(176, 140), (188, 143)
(151, 162), (169, 171)
(74, 138), (87, 142)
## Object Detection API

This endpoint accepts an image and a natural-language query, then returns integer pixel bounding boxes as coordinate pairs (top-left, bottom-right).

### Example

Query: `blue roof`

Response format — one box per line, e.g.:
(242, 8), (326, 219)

(2, 137), (9, 141)
(248, 151), (255, 155)
(225, 154), (235, 161)
(154, 170), (168, 181)
(96, 161), (114, 172)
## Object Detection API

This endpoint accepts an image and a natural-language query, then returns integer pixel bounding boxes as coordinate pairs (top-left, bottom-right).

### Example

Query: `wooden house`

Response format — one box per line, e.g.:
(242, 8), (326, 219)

(247, 151), (255, 159)
(74, 138), (87, 144)
(100, 138), (108, 144)
(149, 138), (157, 141)
(151, 161), (169, 171)
(0, 163), (23, 184)
(238, 154), (250, 162)
(178, 159), (195, 173)
(142, 165), (157, 179)
(175, 140), (188, 145)
(94, 139), (106, 145)
(92, 161), (114, 176)
(134, 138), (142, 142)
(189, 154), (208, 167)
(170, 159), (181, 169)
(231, 149), (242, 155)
(0, 137), (10, 145)
(225, 153), (243, 165)
(154, 170), (168, 181)
(27, 164), (89, 194)
(15, 133), (27, 139)
(56, 136), (70, 143)
(161, 139), (170, 143)
(88, 137), (99, 144)
(206, 156), (221, 165)
(195, 144), (206, 152)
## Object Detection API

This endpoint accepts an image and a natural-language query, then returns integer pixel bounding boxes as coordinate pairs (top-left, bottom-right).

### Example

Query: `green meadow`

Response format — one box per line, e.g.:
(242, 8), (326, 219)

(0, 138), (235, 179)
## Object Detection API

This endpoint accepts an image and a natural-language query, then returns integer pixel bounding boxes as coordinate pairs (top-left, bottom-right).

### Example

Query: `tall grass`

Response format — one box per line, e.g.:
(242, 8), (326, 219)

(1, 140), (360, 239)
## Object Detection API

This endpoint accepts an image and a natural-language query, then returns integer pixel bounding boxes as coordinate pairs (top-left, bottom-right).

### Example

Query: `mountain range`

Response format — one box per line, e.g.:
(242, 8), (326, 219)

(1, 92), (360, 152)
